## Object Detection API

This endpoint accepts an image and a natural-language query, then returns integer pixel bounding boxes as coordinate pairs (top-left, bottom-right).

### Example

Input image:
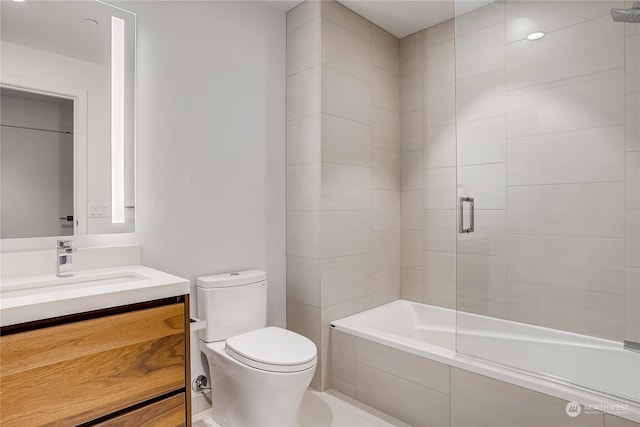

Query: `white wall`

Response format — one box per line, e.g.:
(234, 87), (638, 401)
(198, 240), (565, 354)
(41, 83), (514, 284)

(120, 1), (286, 380)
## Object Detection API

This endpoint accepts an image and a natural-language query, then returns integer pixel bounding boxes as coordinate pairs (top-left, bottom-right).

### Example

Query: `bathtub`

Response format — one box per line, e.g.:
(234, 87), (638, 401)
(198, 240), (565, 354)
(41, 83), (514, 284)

(330, 300), (640, 423)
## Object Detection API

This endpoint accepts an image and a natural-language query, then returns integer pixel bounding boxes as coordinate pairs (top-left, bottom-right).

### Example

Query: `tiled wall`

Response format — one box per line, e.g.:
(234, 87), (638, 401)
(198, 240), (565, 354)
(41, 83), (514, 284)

(625, 0), (640, 344)
(288, 0), (638, 391)
(412, 1), (638, 343)
(286, 0), (400, 389)
(399, 21), (459, 308)
(330, 329), (639, 427)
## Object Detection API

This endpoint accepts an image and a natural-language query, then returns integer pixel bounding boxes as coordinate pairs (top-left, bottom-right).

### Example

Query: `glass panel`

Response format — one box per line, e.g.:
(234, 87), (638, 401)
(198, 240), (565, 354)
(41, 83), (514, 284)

(454, 0), (640, 403)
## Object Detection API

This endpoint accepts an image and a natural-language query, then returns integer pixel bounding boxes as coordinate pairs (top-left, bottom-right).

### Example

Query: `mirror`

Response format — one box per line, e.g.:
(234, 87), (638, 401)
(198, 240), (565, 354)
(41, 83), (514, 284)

(0, 0), (135, 238)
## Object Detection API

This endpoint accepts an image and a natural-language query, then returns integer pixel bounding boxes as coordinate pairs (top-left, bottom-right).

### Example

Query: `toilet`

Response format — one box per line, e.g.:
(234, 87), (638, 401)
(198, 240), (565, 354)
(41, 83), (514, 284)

(197, 270), (317, 427)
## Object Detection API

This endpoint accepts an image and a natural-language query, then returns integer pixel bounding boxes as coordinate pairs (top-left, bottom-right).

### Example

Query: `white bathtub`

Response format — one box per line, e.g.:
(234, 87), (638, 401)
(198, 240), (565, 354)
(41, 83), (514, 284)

(330, 300), (640, 423)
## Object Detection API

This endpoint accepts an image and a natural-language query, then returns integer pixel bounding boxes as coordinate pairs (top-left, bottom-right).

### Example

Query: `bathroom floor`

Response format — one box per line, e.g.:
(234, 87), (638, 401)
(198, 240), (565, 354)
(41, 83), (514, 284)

(192, 389), (410, 427)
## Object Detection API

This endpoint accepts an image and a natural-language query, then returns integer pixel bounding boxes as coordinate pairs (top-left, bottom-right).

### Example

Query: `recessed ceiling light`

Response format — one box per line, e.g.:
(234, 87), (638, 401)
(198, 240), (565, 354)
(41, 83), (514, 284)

(11, 0), (26, 3)
(527, 32), (545, 41)
(84, 18), (99, 26)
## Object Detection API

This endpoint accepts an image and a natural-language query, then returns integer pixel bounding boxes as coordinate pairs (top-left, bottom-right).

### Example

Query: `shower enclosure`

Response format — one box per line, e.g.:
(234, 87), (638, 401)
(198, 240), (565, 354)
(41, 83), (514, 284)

(453, 0), (640, 404)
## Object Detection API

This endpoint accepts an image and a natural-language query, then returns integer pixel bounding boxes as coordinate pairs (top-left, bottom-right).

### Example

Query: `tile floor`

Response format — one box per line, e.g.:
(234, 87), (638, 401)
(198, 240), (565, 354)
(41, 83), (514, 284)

(192, 389), (410, 427)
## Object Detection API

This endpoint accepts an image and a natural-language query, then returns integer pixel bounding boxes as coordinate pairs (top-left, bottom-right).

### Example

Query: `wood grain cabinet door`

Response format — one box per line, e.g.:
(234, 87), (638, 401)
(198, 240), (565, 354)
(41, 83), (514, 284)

(95, 393), (186, 427)
(0, 303), (185, 426)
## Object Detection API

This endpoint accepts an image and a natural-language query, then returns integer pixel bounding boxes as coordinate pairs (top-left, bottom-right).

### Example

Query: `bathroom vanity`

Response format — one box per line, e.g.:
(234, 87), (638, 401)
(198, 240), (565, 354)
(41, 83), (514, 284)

(0, 265), (191, 427)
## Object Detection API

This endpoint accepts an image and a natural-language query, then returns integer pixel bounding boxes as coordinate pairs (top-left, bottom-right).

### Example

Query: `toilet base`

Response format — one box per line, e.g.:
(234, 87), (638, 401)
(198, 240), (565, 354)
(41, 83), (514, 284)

(200, 340), (316, 427)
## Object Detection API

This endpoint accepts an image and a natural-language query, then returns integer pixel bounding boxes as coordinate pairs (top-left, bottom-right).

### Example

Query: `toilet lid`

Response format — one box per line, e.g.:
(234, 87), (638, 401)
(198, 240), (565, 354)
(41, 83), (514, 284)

(225, 327), (317, 373)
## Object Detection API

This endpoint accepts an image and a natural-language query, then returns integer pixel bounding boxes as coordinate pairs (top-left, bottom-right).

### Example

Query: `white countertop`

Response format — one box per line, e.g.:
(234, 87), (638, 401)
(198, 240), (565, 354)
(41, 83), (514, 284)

(0, 265), (189, 327)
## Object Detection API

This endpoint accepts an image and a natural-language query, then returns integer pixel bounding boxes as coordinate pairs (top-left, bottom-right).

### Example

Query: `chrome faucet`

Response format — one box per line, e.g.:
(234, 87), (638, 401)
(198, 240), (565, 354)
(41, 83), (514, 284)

(57, 240), (75, 277)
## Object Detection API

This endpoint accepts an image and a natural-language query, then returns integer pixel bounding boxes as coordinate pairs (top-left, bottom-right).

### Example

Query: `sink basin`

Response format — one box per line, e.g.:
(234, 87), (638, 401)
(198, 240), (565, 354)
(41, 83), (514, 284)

(0, 265), (190, 327)
(0, 271), (146, 297)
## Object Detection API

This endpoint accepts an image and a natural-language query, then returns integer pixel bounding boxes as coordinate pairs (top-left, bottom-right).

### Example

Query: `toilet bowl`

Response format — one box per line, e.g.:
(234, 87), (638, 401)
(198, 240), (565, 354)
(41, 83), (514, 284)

(197, 271), (317, 427)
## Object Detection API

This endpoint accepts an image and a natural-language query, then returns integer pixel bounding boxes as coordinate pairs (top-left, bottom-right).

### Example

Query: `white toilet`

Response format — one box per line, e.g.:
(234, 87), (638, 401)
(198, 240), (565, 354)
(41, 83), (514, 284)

(197, 270), (317, 427)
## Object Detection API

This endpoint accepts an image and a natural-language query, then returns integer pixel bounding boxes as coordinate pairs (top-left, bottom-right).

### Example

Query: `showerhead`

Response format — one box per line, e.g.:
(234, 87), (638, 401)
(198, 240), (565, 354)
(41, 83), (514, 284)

(611, 1), (640, 23)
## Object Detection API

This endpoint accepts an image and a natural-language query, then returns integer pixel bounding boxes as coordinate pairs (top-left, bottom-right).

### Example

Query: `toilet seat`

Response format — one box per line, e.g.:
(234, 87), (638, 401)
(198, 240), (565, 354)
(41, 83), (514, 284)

(225, 326), (317, 373)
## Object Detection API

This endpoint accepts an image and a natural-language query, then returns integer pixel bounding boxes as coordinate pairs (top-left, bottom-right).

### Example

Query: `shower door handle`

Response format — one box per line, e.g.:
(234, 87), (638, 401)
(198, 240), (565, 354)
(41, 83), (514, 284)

(459, 197), (474, 233)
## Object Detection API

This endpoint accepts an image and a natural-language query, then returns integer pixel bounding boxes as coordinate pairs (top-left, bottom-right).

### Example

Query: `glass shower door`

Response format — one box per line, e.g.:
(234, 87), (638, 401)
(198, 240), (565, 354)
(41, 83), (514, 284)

(453, 0), (640, 403)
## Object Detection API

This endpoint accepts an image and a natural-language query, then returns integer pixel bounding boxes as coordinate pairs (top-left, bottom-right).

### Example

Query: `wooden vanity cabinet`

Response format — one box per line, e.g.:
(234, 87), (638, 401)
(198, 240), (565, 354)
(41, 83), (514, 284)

(0, 296), (191, 427)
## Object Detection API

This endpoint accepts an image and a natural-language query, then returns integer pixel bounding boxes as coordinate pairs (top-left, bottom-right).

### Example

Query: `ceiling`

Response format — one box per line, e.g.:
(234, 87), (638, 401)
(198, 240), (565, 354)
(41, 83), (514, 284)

(265, 0), (459, 38)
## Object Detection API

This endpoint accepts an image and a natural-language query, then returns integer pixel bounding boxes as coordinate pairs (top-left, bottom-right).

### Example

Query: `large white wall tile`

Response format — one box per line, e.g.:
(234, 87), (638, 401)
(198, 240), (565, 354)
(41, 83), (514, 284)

(287, 18), (320, 77)
(320, 210), (371, 258)
(424, 81), (455, 127)
(424, 125), (456, 169)
(506, 281), (625, 341)
(628, 209), (640, 267)
(287, 255), (320, 307)
(627, 267), (640, 341)
(508, 183), (626, 238)
(451, 368), (604, 427)
(400, 31), (423, 75)
(373, 230), (401, 273)
(400, 71), (423, 114)
(457, 116), (506, 166)
(424, 209), (456, 252)
(424, 40), (455, 89)
(287, 162), (320, 211)
(372, 25), (399, 76)
(457, 253), (507, 303)
(287, 114), (321, 165)
(424, 250), (457, 302)
(373, 66), (400, 113)
(355, 338), (450, 394)
(458, 163), (506, 210)
(401, 268), (424, 303)
(321, 114), (371, 167)
(401, 190), (424, 230)
(505, 0), (620, 44)
(372, 190), (400, 231)
(424, 167), (456, 209)
(372, 268), (401, 306)
(322, 0), (371, 40)
(507, 125), (626, 185)
(507, 69), (625, 138)
(321, 253), (372, 307)
(287, 211), (319, 259)
(457, 210), (507, 256)
(508, 234), (625, 294)
(400, 151), (424, 190)
(355, 363), (449, 427)
(627, 34), (639, 94)
(400, 111), (423, 152)
(424, 20), (454, 48)
(456, 70), (506, 123)
(425, 124), (456, 169)
(628, 94), (640, 152)
(287, 66), (321, 120)
(507, 16), (624, 90)
(401, 229), (423, 269)
(373, 149), (400, 190)
(321, 163), (371, 210)
(322, 18), (371, 82)
(628, 151), (640, 209)
(455, 3), (504, 38)
(457, 296), (506, 318)
(322, 66), (371, 124)
(287, 0), (320, 33)
(372, 107), (400, 151)
(456, 23), (506, 80)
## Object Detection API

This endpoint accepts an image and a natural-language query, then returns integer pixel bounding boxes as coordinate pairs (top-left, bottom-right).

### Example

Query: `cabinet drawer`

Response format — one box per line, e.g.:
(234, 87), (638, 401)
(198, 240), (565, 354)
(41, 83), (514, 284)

(0, 303), (185, 426)
(95, 393), (186, 427)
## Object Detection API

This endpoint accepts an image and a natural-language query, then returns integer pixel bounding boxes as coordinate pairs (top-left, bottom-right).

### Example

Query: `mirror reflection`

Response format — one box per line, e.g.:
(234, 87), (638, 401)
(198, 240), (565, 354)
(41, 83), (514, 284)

(0, 0), (135, 238)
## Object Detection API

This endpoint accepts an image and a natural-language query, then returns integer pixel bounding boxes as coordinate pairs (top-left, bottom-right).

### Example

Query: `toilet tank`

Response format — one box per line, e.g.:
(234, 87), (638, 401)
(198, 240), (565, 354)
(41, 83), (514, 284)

(197, 270), (267, 342)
